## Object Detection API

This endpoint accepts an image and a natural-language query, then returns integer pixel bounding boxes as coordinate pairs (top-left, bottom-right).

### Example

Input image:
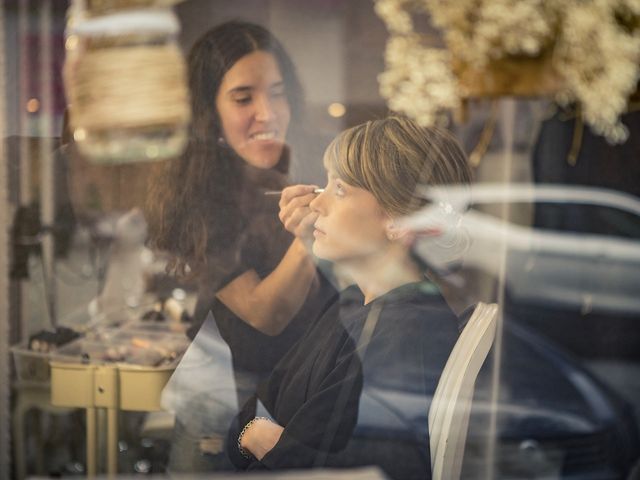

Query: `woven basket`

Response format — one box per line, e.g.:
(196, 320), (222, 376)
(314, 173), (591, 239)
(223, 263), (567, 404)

(452, 50), (562, 98)
(86, 0), (179, 16)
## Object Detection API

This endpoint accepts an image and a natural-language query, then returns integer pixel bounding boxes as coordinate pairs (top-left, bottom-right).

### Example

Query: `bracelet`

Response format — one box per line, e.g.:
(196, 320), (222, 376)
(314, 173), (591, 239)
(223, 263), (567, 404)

(237, 416), (272, 459)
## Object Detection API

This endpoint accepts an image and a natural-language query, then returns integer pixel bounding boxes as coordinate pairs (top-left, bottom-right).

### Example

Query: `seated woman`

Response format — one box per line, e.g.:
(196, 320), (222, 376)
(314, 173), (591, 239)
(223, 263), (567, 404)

(228, 116), (472, 479)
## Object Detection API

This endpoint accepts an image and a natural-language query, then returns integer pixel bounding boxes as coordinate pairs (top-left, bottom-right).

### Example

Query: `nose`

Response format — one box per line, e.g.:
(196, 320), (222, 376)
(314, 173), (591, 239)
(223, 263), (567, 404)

(310, 189), (326, 215)
(255, 94), (276, 122)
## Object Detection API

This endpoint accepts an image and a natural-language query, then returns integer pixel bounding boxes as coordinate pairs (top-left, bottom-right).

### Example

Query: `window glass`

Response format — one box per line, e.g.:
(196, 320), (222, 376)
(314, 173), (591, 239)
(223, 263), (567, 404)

(3, 1), (639, 479)
(473, 201), (640, 240)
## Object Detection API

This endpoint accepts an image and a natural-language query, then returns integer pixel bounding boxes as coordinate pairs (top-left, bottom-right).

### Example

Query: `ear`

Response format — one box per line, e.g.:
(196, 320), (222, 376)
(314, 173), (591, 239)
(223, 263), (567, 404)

(385, 218), (414, 244)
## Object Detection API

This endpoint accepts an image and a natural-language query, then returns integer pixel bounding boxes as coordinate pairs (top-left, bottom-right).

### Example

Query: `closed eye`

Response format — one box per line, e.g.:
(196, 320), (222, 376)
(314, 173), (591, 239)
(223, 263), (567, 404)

(233, 95), (252, 105)
(229, 86), (253, 105)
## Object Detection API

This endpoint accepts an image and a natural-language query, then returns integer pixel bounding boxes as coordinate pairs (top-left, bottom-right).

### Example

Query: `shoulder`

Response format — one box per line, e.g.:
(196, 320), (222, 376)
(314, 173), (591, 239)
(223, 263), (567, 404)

(376, 286), (459, 334)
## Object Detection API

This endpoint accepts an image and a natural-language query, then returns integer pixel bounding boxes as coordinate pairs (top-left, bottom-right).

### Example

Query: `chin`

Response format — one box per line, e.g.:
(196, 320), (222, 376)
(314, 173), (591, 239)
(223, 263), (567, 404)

(313, 243), (350, 265)
(312, 242), (331, 262)
(244, 150), (284, 170)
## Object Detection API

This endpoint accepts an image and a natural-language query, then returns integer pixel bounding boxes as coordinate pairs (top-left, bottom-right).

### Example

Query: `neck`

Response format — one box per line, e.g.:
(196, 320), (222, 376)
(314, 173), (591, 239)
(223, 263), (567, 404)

(342, 245), (423, 305)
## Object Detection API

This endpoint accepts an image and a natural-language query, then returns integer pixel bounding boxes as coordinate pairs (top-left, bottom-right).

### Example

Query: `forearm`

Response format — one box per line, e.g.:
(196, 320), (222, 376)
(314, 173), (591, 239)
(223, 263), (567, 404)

(249, 239), (317, 333)
(216, 238), (318, 335)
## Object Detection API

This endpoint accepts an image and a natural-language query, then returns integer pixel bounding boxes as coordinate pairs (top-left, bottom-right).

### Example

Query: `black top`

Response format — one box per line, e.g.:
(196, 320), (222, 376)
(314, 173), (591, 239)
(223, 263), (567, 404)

(228, 281), (460, 480)
(190, 182), (337, 374)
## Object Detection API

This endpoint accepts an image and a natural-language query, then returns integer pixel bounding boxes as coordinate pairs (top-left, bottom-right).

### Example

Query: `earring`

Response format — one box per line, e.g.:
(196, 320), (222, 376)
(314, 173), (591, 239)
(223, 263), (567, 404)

(217, 136), (226, 146)
(387, 231), (396, 241)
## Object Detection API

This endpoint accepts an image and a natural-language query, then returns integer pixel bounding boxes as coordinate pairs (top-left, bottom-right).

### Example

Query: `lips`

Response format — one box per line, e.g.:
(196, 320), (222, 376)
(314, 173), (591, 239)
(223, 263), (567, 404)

(249, 130), (278, 141)
(313, 223), (326, 237)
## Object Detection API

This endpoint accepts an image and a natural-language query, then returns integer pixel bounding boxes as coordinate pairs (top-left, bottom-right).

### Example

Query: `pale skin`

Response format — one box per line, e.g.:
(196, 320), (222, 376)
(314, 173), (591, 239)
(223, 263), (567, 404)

(239, 170), (422, 459)
(278, 184), (321, 248)
(240, 418), (285, 461)
(212, 51), (319, 336)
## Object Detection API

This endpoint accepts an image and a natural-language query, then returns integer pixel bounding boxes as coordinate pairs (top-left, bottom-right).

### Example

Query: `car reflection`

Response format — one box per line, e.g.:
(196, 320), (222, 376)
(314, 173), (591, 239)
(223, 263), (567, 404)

(395, 184), (640, 477)
(350, 303), (640, 479)
(405, 184), (640, 358)
(407, 184), (640, 315)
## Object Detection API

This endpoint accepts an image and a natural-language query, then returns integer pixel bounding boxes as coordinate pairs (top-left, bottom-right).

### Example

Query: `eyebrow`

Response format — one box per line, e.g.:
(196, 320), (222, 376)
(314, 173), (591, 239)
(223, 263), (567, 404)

(227, 80), (285, 96)
(227, 86), (252, 95)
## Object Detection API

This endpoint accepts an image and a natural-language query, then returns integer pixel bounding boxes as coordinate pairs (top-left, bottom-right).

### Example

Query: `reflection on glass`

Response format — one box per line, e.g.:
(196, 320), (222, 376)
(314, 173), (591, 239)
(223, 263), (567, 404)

(146, 20), (337, 473)
(226, 117), (472, 479)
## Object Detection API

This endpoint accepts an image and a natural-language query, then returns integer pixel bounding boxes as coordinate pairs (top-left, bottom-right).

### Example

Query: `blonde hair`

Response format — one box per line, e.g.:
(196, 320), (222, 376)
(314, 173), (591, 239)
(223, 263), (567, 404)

(324, 116), (471, 216)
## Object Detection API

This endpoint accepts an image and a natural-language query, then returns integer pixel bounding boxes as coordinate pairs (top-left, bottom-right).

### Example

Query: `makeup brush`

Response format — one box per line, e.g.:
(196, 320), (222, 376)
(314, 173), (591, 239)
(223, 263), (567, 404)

(264, 188), (324, 196)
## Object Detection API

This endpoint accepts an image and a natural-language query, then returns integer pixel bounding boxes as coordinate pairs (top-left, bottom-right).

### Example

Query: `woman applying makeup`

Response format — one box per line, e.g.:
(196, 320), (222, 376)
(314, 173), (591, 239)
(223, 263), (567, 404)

(229, 116), (472, 479)
(146, 21), (334, 471)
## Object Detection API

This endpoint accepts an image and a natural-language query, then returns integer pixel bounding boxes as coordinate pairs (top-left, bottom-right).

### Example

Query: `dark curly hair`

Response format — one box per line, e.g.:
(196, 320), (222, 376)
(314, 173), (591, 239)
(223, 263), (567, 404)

(146, 21), (303, 279)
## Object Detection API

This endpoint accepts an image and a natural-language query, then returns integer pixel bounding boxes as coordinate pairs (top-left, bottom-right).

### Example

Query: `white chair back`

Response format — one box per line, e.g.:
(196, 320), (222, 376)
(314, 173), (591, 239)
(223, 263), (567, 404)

(429, 302), (499, 480)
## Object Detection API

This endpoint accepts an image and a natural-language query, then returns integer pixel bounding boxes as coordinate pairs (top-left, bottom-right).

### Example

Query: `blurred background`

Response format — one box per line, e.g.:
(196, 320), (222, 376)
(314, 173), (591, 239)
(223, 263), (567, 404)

(1, 0), (639, 478)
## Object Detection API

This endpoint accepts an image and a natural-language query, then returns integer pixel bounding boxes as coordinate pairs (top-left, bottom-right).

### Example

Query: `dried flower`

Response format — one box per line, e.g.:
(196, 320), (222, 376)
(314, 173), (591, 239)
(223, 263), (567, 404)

(374, 0), (417, 34)
(379, 35), (460, 126)
(375, 0), (640, 144)
(555, 0), (640, 142)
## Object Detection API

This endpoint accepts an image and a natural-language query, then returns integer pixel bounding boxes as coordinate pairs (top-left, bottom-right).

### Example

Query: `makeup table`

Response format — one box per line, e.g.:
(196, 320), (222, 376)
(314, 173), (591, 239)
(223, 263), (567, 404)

(50, 359), (177, 477)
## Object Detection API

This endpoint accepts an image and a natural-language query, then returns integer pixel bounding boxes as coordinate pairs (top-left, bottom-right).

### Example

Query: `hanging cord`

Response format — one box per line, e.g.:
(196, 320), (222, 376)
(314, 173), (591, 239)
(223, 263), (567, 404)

(566, 97), (640, 166)
(468, 100), (499, 168)
(567, 105), (584, 166)
(628, 100), (640, 112)
(559, 99), (640, 167)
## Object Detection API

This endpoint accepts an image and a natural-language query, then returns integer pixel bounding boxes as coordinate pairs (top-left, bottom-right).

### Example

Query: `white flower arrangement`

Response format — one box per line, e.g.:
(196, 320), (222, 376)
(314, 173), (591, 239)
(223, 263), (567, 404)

(379, 35), (460, 127)
(375, 0), (640, 143)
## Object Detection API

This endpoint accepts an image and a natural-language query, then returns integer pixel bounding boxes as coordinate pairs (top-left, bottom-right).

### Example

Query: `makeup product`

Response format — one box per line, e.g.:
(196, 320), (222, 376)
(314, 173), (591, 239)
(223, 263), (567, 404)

(264, 188), (324, 196)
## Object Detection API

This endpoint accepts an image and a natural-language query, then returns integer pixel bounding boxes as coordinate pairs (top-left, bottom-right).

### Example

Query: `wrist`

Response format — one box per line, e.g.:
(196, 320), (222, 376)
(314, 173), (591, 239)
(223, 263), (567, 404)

(238, 417), (272, 459)
(291, 236), (315, 260)
(291, 236), (308, 253)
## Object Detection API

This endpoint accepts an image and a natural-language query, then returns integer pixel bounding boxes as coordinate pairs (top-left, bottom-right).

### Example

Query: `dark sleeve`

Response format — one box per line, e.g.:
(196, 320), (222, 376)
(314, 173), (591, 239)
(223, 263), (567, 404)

(187, 256), (251, 340)
(227, 396), (258, 470)
(188, 226), (292, 340)
(228, 344), (363, 470)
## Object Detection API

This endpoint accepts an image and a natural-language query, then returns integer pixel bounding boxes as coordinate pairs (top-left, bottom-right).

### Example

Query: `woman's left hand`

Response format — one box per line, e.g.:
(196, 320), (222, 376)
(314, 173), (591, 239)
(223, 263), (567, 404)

(241, 418), (284, 461)
(279, 184), (319, 248)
